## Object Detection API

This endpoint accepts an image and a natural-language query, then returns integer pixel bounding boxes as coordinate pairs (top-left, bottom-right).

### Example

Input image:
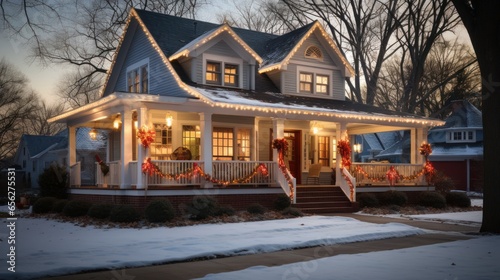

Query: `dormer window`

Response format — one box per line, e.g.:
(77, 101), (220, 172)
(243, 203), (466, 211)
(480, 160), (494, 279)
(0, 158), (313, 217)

(305, 46), (323, 59)
(203, 54), (242, 88)
(297, 66), (331, 96)
(126, 58), (149, 93)
(446, 130), (476, 143)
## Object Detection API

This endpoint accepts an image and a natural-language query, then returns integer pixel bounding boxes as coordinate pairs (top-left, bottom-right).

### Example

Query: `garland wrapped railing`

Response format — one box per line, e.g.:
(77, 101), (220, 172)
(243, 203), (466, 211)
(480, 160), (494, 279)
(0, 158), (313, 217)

(272, 138), (295, 201)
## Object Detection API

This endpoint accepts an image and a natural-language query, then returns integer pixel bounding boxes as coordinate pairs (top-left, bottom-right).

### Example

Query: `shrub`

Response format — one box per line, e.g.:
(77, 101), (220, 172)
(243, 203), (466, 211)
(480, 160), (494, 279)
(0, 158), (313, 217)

(247, 203), (266, 215)
(378, 191), (407, 206)
(215, 205), (236, 217)
(432, 171), (455, 194)
(88, 204), (114, 219)
(32, 197), (57, 214)
(446, 192), (471, 208)
(62, 200), (92, 217)
(38, 164), (68, 199)
(357, 193), (379, 208)
(417, 192), (446, 209)
(281, 207), (304, 217)
(273, 194), (291, 211)
(52, 199), (69, 213)
(109, 205), (141, 223)
(145, 199), (176, 223)
(184, 196), (219, 220)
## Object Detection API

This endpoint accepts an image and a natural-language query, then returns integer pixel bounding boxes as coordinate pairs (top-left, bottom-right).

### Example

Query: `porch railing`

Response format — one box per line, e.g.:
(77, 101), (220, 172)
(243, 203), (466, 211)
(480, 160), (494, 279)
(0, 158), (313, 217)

(351, 163), (425, 186)
(70, 161), (81, 187)
(274, 163), (297, 203)
(212, 161), (275, 185)
(95, 161), (121, 187)
(339, 167), (356, 202)
(148, 160), (203, 186)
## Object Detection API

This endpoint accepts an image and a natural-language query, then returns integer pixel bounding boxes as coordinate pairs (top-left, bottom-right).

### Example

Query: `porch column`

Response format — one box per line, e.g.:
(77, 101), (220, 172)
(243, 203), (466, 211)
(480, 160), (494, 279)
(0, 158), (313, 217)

(200, 113), (213, 188)
(335, 122), (347, 185)
(68, 126), (77, 168)
(136, 107), (148, 189)
(411, 127), (428, 164)
(252, 117), (259, 161)
(120, 111), (132, 189)
(272, 118), (285, 162)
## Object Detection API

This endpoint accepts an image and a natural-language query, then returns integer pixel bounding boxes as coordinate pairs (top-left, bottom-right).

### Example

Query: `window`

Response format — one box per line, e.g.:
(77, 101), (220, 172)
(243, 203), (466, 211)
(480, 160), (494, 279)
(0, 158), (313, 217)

(299, 73), (313, 93)
(297, 66), (332, 96)
(305, 46), (323, 59)
(150, 124), (172, 160)
(206, 62), (221, 85)
(182, 125), (201, 160)
(237, 129), (251, 160)
(203, 54), (242, 88)
(447, 130), (476, 143)
(126, 59), (149, 93)
(213, 127), (234, 160)
(318, 136), (330, 167)
(316, 75), (329, 95)
(224, 64), (239, 87)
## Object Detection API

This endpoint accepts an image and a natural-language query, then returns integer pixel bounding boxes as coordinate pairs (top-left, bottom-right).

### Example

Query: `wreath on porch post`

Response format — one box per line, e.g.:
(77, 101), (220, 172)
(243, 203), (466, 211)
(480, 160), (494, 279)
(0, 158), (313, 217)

(137, 126), (155, 148)
(95, 154), (109, 176)
(336, 138), (351, 168)
(419, 142), (435, 184)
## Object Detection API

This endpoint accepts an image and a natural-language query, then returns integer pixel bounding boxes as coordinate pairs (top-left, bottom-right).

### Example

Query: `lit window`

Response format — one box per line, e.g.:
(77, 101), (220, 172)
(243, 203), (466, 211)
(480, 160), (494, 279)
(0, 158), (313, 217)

(213, 127), (234, 160)
(318, 136), (330, 167)
(237, 129), (251, 160)
(224, 64), (239, 86)
(299, 73), (313, 93)
(150, 124), (172, 160)
(182, 125), (201, 160)
(206, 62), (221, 85)
(316, 75), (329, 94)
(127, 64), (148, 93)
(305, 46), (322, 59)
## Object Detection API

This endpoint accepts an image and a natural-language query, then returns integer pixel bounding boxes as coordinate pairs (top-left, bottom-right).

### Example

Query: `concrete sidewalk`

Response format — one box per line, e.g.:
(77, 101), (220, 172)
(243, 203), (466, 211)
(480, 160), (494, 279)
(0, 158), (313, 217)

(43, 214), (480, 280)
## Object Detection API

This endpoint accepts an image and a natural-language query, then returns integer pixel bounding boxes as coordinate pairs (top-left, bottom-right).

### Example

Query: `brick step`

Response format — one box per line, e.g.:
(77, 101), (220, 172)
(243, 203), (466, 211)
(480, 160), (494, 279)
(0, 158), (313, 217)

(294, 186), (357, 214)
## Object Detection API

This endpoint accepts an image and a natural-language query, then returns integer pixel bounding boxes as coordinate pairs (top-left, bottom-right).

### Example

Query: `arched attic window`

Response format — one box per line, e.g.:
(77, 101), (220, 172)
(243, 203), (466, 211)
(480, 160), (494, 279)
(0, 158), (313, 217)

(305, 45), (323, 59)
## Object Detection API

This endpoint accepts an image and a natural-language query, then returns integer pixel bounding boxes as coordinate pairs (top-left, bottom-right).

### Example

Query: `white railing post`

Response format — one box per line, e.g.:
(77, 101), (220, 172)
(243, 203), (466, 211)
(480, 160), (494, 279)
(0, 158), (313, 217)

(70, 161), (81, 187)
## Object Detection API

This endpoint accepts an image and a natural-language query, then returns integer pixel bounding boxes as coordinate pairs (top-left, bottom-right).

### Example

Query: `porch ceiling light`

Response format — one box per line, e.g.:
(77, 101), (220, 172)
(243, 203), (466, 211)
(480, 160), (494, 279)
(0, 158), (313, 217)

(113, 117), (122, 129)
(166, 113), (173, 128)
(89, 128), (98, 141)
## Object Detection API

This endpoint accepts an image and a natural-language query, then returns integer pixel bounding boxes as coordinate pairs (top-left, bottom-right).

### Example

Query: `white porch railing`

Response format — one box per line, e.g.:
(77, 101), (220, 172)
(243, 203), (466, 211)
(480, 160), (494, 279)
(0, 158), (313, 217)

(130, 161), (137, 185)
(95, 161), (121, 187)
(212, 161), (275, 185)
(274, 163), (297, 203)
(351, 163), (425, 186)
(340, 167), (356, 202)
(148, 160), (203, 186)
(70, 161), (81, 187)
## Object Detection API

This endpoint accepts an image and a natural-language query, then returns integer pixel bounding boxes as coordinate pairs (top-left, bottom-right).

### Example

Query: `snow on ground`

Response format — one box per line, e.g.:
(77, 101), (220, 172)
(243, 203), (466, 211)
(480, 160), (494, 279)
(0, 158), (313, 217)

(199, 235), (500, 280)
(0, 215), (425, 279)
(0, 201), (489, 279)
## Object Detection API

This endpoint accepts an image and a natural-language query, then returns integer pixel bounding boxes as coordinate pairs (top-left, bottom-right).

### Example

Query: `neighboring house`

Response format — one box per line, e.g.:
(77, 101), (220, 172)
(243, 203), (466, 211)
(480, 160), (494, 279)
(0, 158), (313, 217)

(428, 100), (483, 192)
(48, 9), (443, 211)
(13, 128), (107, 188)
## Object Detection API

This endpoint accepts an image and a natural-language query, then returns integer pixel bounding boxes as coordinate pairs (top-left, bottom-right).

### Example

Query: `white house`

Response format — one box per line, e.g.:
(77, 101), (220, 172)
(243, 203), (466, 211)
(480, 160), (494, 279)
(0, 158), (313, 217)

(48, 9), (443, 212)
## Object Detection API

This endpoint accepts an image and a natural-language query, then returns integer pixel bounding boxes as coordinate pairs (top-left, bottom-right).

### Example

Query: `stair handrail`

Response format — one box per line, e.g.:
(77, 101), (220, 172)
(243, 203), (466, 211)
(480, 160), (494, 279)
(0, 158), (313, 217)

(340, 167), (356, 202)
(274, 163), (297, 204)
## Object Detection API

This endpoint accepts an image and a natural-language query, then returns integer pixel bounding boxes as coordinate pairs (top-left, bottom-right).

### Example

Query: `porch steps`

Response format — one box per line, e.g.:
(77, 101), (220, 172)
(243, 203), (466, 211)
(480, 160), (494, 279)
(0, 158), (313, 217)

(294, 186), (358, 214)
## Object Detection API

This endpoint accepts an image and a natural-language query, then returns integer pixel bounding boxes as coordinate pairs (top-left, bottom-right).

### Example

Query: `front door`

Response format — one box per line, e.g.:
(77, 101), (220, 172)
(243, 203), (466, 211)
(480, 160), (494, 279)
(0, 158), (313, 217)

(284, 130), (301, 183)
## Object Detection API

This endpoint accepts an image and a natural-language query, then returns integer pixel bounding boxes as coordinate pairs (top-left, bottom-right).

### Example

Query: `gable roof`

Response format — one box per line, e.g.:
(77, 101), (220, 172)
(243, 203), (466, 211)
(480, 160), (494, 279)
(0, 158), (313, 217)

(432, 100), (482, 129)
(20, 135), (66, 158)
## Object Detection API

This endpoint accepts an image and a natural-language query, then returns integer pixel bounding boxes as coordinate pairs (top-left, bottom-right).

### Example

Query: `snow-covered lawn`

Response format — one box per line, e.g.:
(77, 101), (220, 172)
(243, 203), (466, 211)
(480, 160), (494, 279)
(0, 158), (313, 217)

(0, 201), (492, 279)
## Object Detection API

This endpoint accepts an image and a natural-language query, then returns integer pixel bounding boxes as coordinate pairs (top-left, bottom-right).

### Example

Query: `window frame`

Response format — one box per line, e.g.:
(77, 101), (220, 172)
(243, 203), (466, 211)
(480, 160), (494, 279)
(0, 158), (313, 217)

(206, 61), (222, 85)
(296, 66), (332, 96)
(150, 123), (173, 160)
(304, 45), (323, 60)
(126, 58), (149, 93)
(446, 129), (476, 143)
(317, 136), (330, 167)
(203, 54), (243, 88)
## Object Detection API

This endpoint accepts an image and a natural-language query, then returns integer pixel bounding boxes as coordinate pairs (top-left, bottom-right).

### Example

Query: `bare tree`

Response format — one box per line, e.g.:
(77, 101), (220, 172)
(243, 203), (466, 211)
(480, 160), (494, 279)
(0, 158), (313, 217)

(216, 0), (302, 34)
(377, 38), (479, 117)
(57, 67), (103, 109)
(1, 0), (207, 107)
(0, 59), (39, 161)
(451, 0), (500, 233)
(281, 0), (406, 104)
(24, 99), (66, 136)
(396, 0), (461, 114)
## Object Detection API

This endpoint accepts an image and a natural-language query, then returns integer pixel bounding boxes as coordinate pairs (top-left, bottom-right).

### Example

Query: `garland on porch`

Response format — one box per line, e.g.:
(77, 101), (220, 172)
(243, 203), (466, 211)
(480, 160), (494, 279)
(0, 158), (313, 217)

(386, 166), (400, 186)
(336, 138), (351, 168)
(354, 165), (431, 183)
(95, 154), (109, 176)
(272, 138), (294, 200)
(141, 158), (269, 186)
(137, 126), (156, 148)
(420, 142), (435, 184)
(340, 167), (355, 201)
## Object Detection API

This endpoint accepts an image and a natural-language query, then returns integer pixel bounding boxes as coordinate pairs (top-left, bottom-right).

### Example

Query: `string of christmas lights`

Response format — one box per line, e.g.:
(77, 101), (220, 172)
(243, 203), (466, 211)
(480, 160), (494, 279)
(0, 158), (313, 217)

(273, 138), (295, 200)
